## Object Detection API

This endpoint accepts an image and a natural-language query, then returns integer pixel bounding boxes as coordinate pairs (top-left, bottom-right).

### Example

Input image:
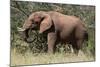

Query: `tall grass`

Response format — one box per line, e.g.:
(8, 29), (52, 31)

(11, 48), (94, 66)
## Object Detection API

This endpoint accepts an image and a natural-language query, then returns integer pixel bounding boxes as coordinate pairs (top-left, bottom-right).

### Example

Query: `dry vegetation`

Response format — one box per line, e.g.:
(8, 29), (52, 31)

(11, 48), (94, 66)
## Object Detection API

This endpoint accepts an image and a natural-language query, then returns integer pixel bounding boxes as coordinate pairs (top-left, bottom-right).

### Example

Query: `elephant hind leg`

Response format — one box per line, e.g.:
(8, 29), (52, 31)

(72, 39), (83, 55)
(72, 45), (79, 55)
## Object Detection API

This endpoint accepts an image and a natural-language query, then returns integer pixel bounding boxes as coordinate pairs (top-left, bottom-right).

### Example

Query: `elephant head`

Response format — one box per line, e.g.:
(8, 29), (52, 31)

(18, 11), (53, 42)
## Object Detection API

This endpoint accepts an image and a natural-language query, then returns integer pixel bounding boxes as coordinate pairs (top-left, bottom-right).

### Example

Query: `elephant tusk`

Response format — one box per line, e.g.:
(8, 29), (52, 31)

(17, 27), (25, 31)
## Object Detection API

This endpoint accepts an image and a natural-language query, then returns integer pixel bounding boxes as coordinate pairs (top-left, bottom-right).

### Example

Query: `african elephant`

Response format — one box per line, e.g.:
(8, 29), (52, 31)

(18, 11), (88, 54)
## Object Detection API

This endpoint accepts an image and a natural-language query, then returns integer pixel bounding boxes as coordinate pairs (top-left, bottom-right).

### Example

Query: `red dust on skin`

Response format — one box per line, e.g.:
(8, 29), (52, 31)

(20, 11), (88, 55)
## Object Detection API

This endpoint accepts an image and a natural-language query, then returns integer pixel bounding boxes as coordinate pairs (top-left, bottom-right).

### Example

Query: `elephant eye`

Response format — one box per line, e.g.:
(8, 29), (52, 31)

(31, 19), (37, 24)
(31, 19), (34, 22)
(32, 21), (38, 25)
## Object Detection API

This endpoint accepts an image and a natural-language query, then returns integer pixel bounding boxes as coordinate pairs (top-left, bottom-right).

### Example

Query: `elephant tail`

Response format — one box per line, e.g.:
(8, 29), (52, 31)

(84, 31), (88, 41)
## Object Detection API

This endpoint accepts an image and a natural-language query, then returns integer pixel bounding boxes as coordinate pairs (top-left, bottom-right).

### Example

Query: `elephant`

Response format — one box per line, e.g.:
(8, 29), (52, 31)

(18, 11), (88, 55)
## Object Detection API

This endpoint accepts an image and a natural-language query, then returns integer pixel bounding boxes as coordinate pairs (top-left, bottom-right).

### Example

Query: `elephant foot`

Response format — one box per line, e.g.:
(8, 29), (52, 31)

(73, 49), (79, 56)
(47, 49), (54, 54)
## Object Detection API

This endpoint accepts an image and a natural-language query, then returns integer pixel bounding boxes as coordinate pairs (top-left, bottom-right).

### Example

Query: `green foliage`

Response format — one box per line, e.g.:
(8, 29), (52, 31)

(11, 1), (95, 55)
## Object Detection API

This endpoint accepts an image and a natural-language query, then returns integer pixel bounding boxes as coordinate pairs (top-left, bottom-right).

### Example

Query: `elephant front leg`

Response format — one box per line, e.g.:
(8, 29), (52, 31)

(47, 32), (57, 53)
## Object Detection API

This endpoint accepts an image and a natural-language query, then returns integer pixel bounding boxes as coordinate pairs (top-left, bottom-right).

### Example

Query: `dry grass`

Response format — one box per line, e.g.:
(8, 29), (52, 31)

(10, 48), (95, 66)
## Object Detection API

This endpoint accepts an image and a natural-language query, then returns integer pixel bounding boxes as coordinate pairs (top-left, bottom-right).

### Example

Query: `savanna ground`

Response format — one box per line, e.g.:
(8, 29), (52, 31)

(11, 49), (94, 66)
(10, 1), (95, 66)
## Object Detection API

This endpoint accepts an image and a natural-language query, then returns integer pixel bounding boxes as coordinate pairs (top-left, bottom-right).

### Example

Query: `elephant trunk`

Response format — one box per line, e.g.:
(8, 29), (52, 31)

(17, 27), (35, 43)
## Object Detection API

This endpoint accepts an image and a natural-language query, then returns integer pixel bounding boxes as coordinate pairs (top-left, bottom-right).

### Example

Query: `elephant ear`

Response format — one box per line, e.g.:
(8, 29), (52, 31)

(39, 14), (52, 33)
